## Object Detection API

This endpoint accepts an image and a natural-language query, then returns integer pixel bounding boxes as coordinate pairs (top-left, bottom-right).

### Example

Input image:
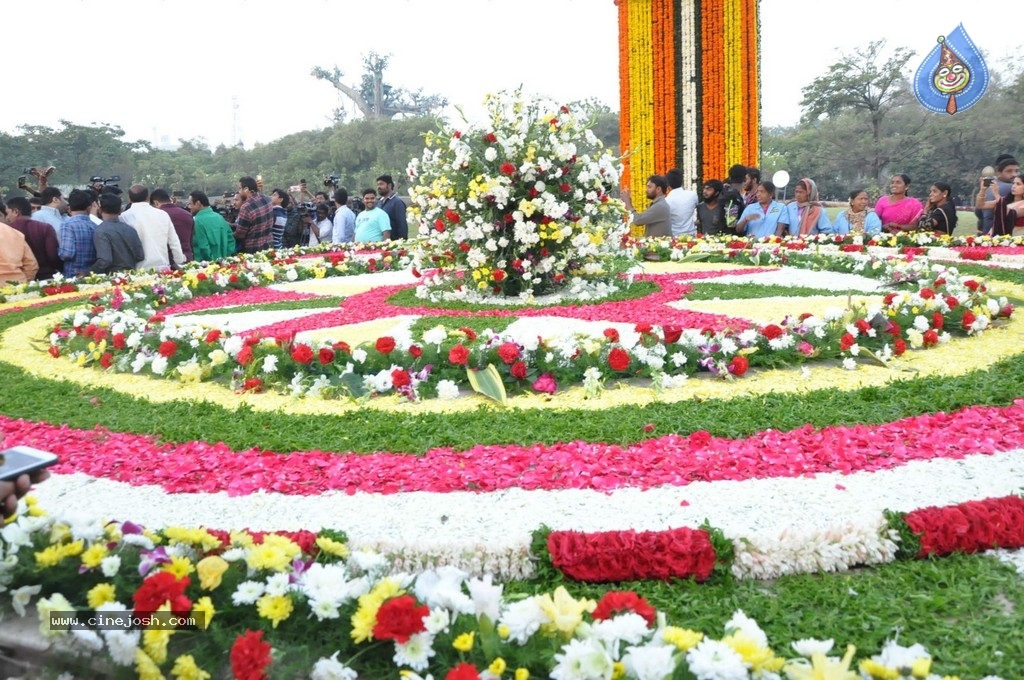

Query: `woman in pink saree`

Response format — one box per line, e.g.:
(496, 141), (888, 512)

(877, 174), (924, 233)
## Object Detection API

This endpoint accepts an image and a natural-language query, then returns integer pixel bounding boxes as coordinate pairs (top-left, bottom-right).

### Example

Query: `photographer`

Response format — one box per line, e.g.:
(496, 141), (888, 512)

(978, 156), (1019, 235)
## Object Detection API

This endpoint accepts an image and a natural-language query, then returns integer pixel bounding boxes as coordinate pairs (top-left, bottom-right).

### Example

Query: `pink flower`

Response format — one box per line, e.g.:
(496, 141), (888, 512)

(532, 373), (557, 394)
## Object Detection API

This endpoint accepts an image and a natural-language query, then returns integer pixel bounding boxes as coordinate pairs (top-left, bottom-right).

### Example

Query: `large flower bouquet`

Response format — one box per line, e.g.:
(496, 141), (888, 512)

(407, 90), (628, 301)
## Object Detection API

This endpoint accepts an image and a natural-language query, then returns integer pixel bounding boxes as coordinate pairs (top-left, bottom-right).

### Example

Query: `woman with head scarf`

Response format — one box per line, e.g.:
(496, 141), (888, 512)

(828, 188), (882, 236)
(779, 178), (830, 237)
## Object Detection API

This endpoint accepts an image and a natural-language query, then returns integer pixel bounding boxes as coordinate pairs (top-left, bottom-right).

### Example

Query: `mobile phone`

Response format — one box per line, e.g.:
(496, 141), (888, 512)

(0, 446), (58, 482)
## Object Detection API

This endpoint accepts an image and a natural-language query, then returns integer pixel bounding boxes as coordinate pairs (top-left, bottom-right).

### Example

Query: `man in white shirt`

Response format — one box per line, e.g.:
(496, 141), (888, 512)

(120, 184), (185, 269)
(329, 188), (356, 244)
(665, 169), (698, 237)
(34, 187), (66, 245)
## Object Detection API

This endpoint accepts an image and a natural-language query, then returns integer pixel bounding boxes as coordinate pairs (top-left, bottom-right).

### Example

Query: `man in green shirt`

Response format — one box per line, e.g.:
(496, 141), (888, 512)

(188, 191), (236, 261)
(353, 189), (392, 243)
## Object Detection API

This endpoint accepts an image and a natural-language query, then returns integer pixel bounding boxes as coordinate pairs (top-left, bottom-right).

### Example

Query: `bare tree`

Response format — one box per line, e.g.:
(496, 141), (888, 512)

(312, 52), (448, 122)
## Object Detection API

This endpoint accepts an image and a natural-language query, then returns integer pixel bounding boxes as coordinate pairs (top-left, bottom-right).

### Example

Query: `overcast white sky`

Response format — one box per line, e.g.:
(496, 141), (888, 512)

(4, 0), (1018, 148)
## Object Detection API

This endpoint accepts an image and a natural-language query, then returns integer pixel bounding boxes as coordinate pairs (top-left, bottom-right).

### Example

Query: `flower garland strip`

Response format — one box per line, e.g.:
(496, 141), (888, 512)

(626, 0), (655, 204)
(542, 495), (1024, 583)
(616, 0), (632, 193)
(7, 400), (1024, 496)
(901, 495), (1024, 558)
(547, 525), (717, 582)
(677, 0), (698, 183)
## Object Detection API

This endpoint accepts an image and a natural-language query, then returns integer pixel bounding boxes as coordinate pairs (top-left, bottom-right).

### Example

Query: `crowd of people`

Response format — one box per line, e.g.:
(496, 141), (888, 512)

(0, 173), (408, 284)
(626, 157), (1024, 241)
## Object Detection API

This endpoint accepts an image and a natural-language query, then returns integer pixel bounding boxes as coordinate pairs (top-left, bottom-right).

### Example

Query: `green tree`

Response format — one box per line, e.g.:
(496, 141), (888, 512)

(800, 40), (916, 183)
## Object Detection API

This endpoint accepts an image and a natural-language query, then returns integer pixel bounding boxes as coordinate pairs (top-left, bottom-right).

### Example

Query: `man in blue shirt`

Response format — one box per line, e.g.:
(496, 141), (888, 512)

(353, 189), (392, 243)
(326, 188), (356, 243)
(58, 189), (98, 277)
(34, 187), (66, 245)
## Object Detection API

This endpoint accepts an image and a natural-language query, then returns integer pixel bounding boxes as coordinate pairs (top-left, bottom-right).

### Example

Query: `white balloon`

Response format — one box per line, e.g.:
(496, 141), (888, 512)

(772, 170), (790, 187)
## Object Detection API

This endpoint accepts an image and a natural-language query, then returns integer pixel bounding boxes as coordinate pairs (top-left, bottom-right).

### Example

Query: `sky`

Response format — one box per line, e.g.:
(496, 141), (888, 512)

(5, 0), (1020, 150)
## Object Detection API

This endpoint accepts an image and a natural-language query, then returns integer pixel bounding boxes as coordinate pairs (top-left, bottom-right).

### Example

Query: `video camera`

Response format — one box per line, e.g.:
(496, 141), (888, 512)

(90, 175), (121, 190)
(297, 201), (317, 216)
(323, 174), (340, 189)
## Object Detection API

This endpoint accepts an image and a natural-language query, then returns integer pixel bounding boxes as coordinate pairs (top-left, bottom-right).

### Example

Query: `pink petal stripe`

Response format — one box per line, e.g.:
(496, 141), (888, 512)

(162, 289), (323, 316)
(245, 272), (766, 339)
(4, 400), (1024, 497)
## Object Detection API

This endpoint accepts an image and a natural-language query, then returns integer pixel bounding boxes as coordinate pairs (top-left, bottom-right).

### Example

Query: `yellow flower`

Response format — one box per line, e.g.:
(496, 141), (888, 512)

(230, 530), (255, 548)
(86, 583), (117, 609)
(350, 602), (378, 643)
(489, 657), (507, 675)
(63, 540), (84, 557)
(911, 658), (932, 678)
(514, 669), (529, 680)
(171, 654), (211, 680)
(662, 626), (703, 650)
(191, 596), (215, 631)
(497, 624), (511, 639)
(143, 626), (173, 665)
(163, 555), (195, 579)
(536, 586), (595, 638)
(256, 593), (294, 628)
(315, 536), (349, 559)
(612, 661), (625, 680)
(785, 645), (858, 680)
(34, 545), (65, 568)
(135, 649), (165, 680)
(453, 631), (475, 652)
(245, 543), (291, 572)
(723, 632), (784, 673)
(49, 523), (71, 543)
(859, 659), (900, 679)
(196, 556), (229, 590)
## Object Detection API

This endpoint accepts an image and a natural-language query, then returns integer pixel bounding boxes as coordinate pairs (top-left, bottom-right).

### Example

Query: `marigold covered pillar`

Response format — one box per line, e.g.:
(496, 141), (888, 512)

(617, 0), (760, 195)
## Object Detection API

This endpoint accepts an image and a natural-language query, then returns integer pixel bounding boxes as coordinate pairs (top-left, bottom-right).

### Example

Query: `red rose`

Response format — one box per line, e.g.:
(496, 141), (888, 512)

(482, 132), (496, 143)
(409, 344), (423, 358)
(113, 333), (126, 350)
(242, 378), (263, 393)
(391, 368), (411, 388)
(497, 342), (520, 364)
(592, 591), (657, 626)
(919, 288), (936, 299)
(634, 323), (653, 334)
(318, 347), (335, 364)
(560, 182), (571, 193)
(158, 340), (178, 358)
(230, 630), (273, 680)
(964, 279), (980, 292)
(931, 313), (944, 330)
(48, 346), (60, 358)
(446, 664), (481, 680)
(333, 341), (351, 354)
(603, 328), (620, 343)
(510, 361), (528, 380)
(237, 346), (254, 366)
(961, 311), (976, 330)
(492, 269), (506, 282)
(288, 344), (312, 364)
(923, 329), (939, 347)
(376, 336), (396, 354)
(448, 344), (470, 365)
(499, 162), (516, 176)
(761, 324), (784, 340)
(444, 208), (461, 224)
(608, 347), (630, 372)
(944, 296), (958, 309)
(372, 595), (429, 643)
(662, 325), (682, 344)
(133, 572), (192, 617)
(728, 355), (749, 376)
(93, 328), (108, 342)
(100, 352), (114, 369)
(840, 333), (856, 351)
(893, 338), (907, 355)
(204, 329), (222, 343)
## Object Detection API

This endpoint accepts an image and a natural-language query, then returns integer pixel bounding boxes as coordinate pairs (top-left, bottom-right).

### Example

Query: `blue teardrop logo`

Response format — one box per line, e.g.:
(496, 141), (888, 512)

(913, 23), (989, 115)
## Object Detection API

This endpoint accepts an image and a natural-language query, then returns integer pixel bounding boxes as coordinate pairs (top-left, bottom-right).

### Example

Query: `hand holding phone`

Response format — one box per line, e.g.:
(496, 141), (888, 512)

(0, 446), (58, 482)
